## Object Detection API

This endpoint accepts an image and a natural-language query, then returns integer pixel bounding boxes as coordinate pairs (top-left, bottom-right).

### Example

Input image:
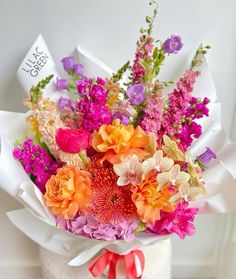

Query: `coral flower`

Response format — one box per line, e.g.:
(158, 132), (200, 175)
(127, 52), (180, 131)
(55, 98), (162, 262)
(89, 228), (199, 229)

(92, 119), (150, 164)
(131, 173), (175, 225)
(89, 158), (137, 224)
(44, 166), (91, 219)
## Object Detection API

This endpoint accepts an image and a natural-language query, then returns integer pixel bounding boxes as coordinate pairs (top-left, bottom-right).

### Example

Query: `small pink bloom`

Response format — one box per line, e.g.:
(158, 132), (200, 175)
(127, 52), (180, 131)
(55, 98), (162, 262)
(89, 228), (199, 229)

(55, 128), (91, 153)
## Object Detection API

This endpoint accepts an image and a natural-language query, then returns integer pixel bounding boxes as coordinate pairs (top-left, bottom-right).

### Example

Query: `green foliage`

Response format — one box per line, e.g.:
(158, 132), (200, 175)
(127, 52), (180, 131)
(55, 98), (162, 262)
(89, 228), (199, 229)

(29, 74), (54, 104)
(112, 61), (131, 83)
(191, 45), (211, 69)
(135, 222), (147, 233)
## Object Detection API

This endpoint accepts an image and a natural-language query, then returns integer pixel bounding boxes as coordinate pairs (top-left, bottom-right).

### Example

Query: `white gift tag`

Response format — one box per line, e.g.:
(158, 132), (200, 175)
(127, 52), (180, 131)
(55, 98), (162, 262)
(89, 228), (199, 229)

(17, 34), (57, 92)
(17, 34), (63, 100)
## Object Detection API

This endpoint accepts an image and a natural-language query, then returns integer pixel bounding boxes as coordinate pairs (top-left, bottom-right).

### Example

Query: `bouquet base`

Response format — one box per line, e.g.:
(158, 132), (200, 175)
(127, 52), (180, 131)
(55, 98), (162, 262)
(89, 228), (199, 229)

(39, 238), (172, 279)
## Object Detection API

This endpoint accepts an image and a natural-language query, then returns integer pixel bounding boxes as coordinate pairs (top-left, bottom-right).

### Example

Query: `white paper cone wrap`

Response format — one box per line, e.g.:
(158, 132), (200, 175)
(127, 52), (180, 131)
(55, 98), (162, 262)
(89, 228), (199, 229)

(0, 39), (235, 276)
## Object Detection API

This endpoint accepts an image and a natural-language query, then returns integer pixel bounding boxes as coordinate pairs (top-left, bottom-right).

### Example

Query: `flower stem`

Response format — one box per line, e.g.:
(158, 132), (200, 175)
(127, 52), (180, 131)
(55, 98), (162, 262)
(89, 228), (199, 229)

(79, 151), (88, 166)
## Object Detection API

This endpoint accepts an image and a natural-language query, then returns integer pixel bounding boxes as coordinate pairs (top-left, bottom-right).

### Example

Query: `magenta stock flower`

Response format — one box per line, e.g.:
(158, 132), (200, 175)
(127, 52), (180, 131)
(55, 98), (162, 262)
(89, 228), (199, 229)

(126, 84), (145, 105)
(89, 84), (107, 105)
(61, 56), (75, 71)
(149, 203), (199, 239)
(78, 98), (112, 132)
(56, 78), (68, 90)
(77, 79), (91, 96)
(163, 35), (183, 54)
(96, 77), (106, 86)
(76, 79), (111, 132)
(13, 139), (61, 193)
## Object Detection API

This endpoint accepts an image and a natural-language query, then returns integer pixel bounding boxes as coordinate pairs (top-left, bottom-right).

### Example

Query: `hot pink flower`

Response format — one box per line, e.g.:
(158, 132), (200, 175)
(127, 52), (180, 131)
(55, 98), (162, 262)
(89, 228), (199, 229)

(55, 128), (91, 153)
(149, 203), (199, 239)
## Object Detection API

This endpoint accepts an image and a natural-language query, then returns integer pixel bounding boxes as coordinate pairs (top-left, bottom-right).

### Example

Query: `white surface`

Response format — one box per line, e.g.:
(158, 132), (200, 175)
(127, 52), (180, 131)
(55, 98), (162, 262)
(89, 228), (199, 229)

(0, 0), (236, 279)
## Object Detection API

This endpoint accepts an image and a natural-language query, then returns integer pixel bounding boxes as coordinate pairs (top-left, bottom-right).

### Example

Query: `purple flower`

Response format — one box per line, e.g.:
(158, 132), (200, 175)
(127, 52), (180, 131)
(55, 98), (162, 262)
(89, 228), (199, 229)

(198, 147), (216, 166)
(163, 35), (183, 54)
(58, 97), (74, 112)
(126, 84), (145, 105)
(56, 215), (138, 242)
(56, 78), (68, 90)
(61, 56), (75, 71)
(73, 63), (84, 75)
(112, 112), (130, 125)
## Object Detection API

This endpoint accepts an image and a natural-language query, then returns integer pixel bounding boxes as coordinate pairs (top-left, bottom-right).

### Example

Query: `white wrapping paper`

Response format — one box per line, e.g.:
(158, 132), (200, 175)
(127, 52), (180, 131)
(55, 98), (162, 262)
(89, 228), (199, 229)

(0, 36), (236, 276)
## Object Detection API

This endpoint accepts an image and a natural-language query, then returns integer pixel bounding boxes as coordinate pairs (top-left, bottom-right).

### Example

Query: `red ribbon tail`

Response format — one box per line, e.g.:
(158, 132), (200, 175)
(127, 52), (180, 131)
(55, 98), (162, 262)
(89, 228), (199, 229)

(124, 250), (145, 279)
(88, 249), (145, 279)
(88, 251), (113, 277)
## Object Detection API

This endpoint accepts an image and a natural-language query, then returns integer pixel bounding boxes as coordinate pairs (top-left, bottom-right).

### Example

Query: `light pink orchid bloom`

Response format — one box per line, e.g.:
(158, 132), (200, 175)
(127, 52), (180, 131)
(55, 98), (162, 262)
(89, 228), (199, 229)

(113, 155), (142, 186)
(157, 164), (190, 191)
(142, 150), (174, 175)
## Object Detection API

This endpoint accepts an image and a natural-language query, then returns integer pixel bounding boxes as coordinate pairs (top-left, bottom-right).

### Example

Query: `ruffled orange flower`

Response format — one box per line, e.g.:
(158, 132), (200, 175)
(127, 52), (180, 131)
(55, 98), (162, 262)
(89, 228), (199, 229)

(44, 166), (91, 219)
(131, 173), (175, 225)
(92, 119), (150, 164)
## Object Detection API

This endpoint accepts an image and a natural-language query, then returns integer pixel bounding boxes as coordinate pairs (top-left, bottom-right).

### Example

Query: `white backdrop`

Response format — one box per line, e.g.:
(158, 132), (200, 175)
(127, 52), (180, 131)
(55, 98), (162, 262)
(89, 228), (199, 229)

(0, 0), (236, 278)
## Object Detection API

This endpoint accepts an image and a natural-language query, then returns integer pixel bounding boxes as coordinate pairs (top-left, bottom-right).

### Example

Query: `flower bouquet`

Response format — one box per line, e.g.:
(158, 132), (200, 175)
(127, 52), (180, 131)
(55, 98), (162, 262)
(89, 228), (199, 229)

(1, 1), (236, 278)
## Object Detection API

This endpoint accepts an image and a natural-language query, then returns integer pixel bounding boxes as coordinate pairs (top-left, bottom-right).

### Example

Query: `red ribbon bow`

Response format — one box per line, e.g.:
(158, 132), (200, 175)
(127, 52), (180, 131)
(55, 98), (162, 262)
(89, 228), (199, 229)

(88, 249), (145, 279)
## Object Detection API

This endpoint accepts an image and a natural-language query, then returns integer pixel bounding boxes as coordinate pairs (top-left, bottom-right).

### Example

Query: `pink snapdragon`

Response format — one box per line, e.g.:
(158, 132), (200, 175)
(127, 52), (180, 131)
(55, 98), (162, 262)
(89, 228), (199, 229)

(141, 94), (163, 135)
(160, 70), (198, 138)
(131, 35), (153, 83)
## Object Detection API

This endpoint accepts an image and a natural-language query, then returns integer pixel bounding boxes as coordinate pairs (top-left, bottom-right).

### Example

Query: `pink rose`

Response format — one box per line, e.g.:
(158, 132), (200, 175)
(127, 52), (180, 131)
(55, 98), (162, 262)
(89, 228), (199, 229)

(55, 128), (91, 153)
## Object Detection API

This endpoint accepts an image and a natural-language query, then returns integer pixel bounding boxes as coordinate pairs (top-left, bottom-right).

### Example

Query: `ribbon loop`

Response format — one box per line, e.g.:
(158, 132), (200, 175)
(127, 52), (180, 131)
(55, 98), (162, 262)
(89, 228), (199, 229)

(88, 249), (145, 279)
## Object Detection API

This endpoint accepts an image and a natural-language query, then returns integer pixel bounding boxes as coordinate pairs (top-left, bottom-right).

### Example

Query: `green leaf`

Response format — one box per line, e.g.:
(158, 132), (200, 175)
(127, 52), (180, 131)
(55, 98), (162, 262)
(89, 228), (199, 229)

(139, 59), (151, 70)
(135, 222), (147, 233)
(152, 47), (158, 60)
(145, 16), (152, 23)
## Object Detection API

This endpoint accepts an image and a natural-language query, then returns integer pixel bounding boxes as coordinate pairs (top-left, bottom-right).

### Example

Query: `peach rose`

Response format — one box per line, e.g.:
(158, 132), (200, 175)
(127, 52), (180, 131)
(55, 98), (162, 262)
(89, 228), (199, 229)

(44, 166), (91, 219)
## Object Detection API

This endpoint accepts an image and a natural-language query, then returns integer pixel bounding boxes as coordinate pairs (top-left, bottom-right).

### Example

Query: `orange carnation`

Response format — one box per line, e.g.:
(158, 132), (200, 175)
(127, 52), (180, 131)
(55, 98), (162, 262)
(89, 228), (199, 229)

(92, 119), (150, 164)
(131, 173), (175, 225)
(44, 166), (91, 219)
